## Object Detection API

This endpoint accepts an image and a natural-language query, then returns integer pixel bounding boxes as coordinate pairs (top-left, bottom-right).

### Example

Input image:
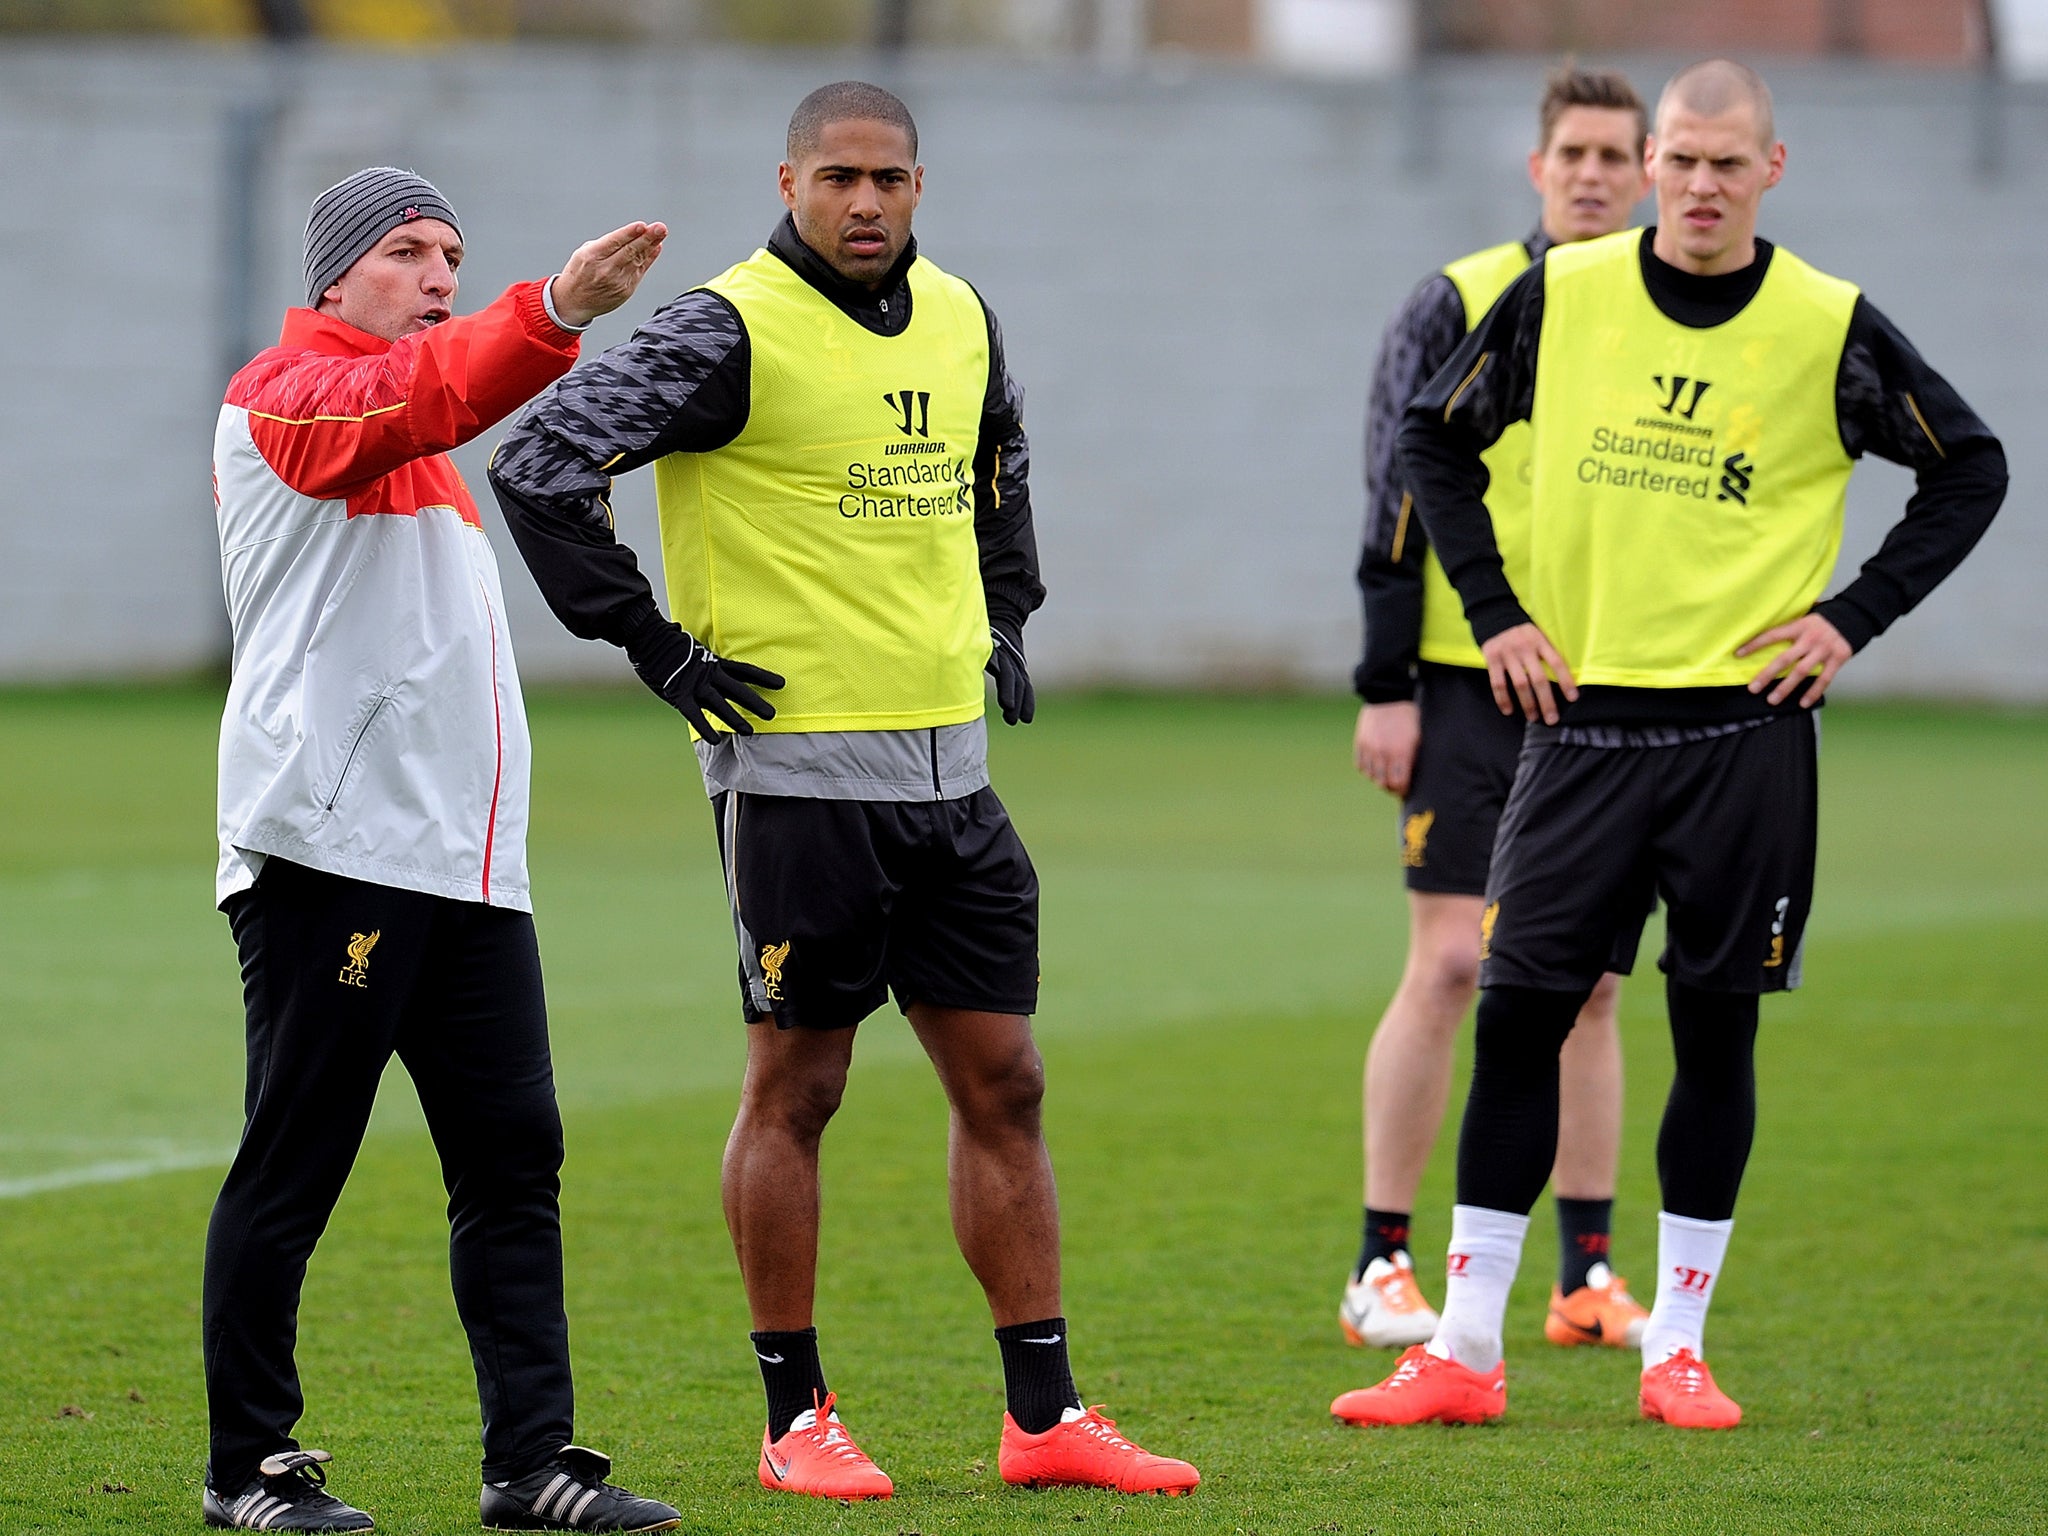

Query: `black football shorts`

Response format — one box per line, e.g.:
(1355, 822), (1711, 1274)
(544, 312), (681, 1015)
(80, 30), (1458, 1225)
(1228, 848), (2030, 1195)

(1480, 712), (1819, 995)
(1398, 662), (1527, 897)
(711, 787), (1040, 1030)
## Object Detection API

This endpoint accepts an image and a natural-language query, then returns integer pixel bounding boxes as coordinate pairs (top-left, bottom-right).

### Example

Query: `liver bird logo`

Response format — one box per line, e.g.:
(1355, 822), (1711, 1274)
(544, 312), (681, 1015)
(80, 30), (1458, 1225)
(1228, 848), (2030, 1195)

(1401, 810), (1435, 868)
(339, 929), (381, 988)
(759, 939), (791, 1002)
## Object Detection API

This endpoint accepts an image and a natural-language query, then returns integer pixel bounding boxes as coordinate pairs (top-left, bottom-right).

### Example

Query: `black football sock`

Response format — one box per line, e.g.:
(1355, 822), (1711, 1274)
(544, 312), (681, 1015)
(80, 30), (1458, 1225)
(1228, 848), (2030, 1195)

(994, 1318), (1081, 1435)
(751, 1327), (829, 1439)
(1657, 978), (1759, 1222)
(1356, 1207), (1414, 1278)
(1455, 986), (1589, 1215)
(1555, 1196), (1614, 1293)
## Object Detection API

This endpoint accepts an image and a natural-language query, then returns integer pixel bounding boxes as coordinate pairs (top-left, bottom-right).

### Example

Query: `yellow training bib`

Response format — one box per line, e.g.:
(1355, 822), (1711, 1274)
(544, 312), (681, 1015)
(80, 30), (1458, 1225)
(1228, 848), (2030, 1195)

(655, 249), (993, 733)
(1418, 241), (1535, 669)
(1527, 231), (1857, 688)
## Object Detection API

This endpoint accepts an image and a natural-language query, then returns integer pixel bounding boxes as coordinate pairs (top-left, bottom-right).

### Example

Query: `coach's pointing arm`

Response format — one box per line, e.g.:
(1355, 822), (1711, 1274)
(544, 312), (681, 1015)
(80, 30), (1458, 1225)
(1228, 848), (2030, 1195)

(1395, 264), (1573, 725)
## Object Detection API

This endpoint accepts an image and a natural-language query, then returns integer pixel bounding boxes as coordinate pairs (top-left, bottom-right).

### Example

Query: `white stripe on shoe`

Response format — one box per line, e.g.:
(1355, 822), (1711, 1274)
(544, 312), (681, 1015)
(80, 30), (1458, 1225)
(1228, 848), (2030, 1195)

(566, 1485), (603, 1526)
(534, 1473), (574, 1520)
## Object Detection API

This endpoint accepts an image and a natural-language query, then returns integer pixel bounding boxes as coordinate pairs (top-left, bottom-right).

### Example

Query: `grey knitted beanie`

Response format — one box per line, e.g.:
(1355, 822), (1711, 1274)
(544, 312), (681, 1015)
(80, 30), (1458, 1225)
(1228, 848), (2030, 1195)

(303, 167), (462, 305)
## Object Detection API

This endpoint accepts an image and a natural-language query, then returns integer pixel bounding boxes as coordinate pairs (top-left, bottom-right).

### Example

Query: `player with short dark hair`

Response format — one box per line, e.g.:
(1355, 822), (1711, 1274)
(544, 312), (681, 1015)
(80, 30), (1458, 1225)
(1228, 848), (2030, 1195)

(490, 81), (1199, 1502)
(1334, 58), (2006, 1431)
(1342, 64), (1652, 1360)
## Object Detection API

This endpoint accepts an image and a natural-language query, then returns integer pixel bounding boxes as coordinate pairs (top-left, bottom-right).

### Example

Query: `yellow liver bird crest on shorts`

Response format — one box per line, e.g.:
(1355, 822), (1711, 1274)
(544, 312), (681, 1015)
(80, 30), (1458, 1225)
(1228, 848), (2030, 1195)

(339, 929), (380, 988)
(759, 939), (791, 1003)
(1402, 810), (1435, 868)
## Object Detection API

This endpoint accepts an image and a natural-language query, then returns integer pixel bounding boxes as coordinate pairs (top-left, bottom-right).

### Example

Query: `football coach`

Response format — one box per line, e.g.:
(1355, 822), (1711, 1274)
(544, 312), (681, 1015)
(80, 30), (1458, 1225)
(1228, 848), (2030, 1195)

(204, 168), (678, 1533)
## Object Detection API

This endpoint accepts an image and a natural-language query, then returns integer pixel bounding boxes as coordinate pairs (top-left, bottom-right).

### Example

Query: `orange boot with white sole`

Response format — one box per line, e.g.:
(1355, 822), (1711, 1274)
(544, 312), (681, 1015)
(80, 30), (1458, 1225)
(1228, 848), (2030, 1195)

(758, 1392), (894, 1500)
(1339, 1252), (1440, 1349)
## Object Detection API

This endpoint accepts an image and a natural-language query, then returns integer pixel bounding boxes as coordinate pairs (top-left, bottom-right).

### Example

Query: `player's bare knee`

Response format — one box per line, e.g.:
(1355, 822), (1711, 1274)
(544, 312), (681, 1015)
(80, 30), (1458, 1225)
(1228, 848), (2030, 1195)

(746, 1052), (850, 1141)
(957, 1044), (1046, 1139)
(1415, 937), (1483, 1004)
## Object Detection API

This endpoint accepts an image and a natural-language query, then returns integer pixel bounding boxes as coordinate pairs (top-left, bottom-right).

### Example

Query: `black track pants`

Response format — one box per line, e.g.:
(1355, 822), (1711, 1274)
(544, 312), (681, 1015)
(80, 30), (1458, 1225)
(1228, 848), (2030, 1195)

(203, 859), (571, 1491)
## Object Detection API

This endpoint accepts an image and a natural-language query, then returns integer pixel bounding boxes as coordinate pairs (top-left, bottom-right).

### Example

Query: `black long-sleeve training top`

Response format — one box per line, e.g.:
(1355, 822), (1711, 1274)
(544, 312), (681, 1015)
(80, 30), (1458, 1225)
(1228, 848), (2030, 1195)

(1353, 229), (1550, 704)
(488, 214), (1045, 652)
(1395, 228), (2008, 726)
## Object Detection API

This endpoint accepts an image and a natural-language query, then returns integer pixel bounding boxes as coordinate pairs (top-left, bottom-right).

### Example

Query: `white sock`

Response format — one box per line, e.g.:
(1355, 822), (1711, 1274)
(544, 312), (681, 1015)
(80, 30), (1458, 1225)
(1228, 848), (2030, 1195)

(1424, 1204), (1528, 1372)
(1640, 1211), (1735, 1368)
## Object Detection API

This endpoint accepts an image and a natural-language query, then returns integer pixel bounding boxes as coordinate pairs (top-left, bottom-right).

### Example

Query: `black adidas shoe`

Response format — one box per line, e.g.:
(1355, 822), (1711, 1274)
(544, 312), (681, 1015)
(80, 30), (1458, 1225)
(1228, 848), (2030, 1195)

(480, 1446), (680, 1532)
(203, 1449), (374, 1531)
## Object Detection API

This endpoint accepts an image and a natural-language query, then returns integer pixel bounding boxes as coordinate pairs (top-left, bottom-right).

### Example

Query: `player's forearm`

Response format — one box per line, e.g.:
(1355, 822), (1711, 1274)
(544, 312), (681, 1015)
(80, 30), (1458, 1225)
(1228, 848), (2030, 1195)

(974, 417), (1044, 630)
(489, 466), (666, 647)
(1816, 439), (2009, 650)
(1824, 299), (2010, 649)
(1355, 558), (1423, 702)
(1397, 414), (1527, 646)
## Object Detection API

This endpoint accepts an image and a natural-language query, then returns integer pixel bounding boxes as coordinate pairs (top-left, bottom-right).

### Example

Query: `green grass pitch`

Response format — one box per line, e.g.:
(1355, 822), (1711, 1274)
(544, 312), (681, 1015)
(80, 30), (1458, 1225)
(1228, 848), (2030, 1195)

(1, 686), (2043, 1533)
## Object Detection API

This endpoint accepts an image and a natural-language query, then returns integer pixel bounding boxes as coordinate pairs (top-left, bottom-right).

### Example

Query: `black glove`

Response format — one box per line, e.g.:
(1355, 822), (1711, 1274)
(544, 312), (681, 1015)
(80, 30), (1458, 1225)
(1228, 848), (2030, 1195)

(986, 618), (1035, 726)
(625, 615), (783, 738)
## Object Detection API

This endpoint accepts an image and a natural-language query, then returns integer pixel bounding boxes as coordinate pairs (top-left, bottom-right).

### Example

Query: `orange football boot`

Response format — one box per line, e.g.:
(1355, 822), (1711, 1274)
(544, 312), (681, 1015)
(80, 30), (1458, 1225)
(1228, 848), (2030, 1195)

(758, 1392), (894, 1499)
(998, 1407), (1200, 1495)
(1330, 1344), (1506, 1426)
(1340, 1253), (1439, 1348)
(1639, 1349), (1742, 1429)
(1545, 1263), (1649, 1348)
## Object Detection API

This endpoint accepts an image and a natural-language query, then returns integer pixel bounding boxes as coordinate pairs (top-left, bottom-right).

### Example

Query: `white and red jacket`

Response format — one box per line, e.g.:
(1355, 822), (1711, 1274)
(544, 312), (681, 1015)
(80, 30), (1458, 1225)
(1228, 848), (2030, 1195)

(212, 282), (580, 912)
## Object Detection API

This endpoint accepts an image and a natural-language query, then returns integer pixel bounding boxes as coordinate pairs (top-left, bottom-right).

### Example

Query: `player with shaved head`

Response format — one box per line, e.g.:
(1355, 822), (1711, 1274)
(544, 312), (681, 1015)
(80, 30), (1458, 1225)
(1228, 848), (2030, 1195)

(491, 81), (1198, 1501)
(1332, 60), (2006, 1430)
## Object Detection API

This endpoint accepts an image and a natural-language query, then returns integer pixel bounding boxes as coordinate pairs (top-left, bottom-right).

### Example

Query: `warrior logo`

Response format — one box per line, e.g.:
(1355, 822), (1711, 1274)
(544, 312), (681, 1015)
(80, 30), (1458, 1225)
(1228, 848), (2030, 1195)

(884, 389), (932, 438)
(1654, 374), (1713, 420)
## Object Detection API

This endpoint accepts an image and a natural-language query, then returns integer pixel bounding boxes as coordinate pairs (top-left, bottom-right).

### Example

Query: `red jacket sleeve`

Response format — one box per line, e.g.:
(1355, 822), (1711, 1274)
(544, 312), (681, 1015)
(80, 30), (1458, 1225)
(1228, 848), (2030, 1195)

(235, 281), (580, 501)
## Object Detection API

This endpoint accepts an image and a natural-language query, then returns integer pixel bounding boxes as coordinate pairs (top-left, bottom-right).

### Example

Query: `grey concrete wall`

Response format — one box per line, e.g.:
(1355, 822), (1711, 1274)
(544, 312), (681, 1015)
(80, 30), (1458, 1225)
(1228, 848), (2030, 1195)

(0, 43), (2040, 697)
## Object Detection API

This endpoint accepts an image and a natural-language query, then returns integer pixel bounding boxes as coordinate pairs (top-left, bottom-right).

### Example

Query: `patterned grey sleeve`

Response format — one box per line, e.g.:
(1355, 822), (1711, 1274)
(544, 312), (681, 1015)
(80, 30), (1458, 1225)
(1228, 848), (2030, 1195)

(1363, 273), (1467, 556)
(488, 288), (751, 645)
(1354, 273), (1467, 701)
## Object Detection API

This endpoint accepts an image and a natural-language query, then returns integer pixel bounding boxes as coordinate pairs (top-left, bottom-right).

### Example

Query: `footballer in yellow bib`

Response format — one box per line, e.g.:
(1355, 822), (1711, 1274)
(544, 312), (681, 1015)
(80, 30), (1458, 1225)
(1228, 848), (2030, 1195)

(490, 78), (1199, 1500)
(1354, 58), (2006, 1436)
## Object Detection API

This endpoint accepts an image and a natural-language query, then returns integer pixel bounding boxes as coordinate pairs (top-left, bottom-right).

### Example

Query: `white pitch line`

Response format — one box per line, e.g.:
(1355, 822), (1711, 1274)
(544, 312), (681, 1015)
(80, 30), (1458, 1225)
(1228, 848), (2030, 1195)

(0, 1146), (236, 1200)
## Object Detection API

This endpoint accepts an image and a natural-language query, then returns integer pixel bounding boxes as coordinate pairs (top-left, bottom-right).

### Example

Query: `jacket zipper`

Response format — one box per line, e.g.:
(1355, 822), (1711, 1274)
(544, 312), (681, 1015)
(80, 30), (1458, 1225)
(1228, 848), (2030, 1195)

(326, 695), (392, 811)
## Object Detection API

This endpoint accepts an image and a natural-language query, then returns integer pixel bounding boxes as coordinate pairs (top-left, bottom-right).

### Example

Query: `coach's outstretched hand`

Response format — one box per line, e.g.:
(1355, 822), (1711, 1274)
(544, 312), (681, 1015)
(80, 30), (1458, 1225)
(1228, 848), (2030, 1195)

(626, 615), (783, 738)
(987, 620), (1035, 725)
(548, 221), (670, 328)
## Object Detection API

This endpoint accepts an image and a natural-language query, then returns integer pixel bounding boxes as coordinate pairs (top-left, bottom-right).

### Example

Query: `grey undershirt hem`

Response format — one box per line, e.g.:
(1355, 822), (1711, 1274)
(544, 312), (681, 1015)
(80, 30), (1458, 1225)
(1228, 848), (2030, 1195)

(694, 717), (991, 802)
